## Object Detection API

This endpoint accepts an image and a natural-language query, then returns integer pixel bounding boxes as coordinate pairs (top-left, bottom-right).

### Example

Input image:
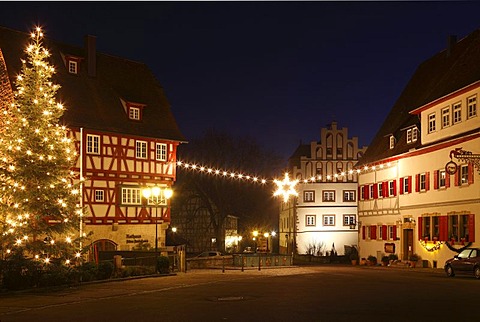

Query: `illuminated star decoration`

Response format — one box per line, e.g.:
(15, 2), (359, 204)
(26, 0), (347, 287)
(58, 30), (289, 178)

(273, 173), (299, 202)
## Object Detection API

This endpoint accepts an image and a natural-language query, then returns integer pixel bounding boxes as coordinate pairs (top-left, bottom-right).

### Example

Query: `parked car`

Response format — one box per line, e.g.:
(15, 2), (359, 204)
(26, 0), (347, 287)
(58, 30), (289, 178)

(194, 251), (224, 258)
(444, 248), (480, 279)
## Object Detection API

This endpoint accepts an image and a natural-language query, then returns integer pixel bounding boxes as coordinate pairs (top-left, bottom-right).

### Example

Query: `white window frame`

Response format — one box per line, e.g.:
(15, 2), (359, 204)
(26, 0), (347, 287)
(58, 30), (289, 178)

(343, 190), (355, 202)
(369, 184), (374, 199)
(378, 183), (384, 198)
(420, 173), (426, 191)
(343, 215), (355, 226)
(378, 225), (383, 240)
(460, 164), (469, 185)
(306, 215), (316, 227)
(468, 95), (477, 119)
(403, 177), (410, 194)
(438, 169), (446, 189)
(453, 102), (462, 124)
(86, 134), (100, 154)
(121, 187), (142, 205)
(428, 113), (436, 133)
(323, 215), (335, 226)
(136, 140), (147, 159)
(388, 180), (395, 197)
(322, 190), (335, 202)
(304, 190), (315, 202)
(388, 225), (394, 240)
(442, 107), (450, 128)
(156, 143), (167, 161)
(68, 60), (78, 74)
(389, 135), (395, 149)
(407, 127), (418, 143)
(94, 189), (105, 202)
(129, 107), (140, 120)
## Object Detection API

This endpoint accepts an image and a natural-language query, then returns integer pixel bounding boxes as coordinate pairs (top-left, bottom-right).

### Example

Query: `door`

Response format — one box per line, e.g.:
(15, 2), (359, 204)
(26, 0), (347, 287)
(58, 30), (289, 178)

(403, 229), (413, 260)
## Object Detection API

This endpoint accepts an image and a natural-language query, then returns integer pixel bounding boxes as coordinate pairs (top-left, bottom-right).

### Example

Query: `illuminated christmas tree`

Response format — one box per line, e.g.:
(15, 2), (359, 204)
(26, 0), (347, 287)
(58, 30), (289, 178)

(0, 27), (83, 264)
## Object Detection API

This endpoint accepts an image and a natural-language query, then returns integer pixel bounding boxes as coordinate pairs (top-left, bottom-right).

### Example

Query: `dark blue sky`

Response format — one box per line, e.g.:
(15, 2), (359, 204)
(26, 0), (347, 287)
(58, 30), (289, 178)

(2, 2), (480, 161)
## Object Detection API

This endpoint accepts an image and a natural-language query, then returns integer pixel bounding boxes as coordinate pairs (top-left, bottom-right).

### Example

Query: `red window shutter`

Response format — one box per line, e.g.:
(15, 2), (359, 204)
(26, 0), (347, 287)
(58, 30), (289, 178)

(408, 176), (413, 193)
(382, 225), (387, 240)
(415, 174), (420, 192)
(434, 170), (439, 189)
(362, 226), (366, 240)
(468, 164), (474, 185)
(446, 173), (451, 188)
(400, 177), (404, 194)
(468, 214), (475, 242)
(454, 169), (459, 186)
(373, 183), (378, 199)
(425, 172), (430, 191)
(371, 226), (377, 239)
(439, 216), (448, 241)
(393, 180), (397, 196)
(393, 225), (397, 240)
(364, 185), (369, 200)
(383, 181), (388, 196)
(418, 217), (423, 240)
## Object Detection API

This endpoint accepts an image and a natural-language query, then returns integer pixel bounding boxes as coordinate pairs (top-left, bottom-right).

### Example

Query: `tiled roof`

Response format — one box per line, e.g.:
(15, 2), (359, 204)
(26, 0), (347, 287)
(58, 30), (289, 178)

(0, 26), (186, 142)
(357, 29), (480, 166)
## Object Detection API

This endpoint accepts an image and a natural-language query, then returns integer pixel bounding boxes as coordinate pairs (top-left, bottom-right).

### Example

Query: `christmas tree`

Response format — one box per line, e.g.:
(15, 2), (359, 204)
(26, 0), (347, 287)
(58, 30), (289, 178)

(0, 27), (83, 265)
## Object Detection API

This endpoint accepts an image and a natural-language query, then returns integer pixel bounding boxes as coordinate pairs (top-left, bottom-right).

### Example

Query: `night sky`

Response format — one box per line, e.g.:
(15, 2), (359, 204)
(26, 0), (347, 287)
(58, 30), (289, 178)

(2, 2), (480, 161)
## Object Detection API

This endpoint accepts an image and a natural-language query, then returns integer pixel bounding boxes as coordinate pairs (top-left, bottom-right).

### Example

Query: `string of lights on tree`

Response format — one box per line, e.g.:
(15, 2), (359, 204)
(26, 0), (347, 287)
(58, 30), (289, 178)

(0, 27), (85, 265)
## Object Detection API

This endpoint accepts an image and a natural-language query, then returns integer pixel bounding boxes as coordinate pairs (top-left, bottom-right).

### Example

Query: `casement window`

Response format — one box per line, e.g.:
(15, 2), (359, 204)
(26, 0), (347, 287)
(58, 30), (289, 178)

(434, 169), (447, 189)
(136, 140), (147, 159)
(94, 189), (105, 202)
(419, 214), (475, 242)
(323, 215), (335, 226)
(359, 186), (365, 201)
(415, 172), (430, 192)
(388, 225), (396, 240)
(400, 176), (412, 194)
(377, 183), (384, 198)
(68, 60), (78, 74)
(388, 180), (396, 197)
(419, 173), (427, 191)
(121, 187), (142, 205)
(458, 164), (472, 186)
(406, 127), (418, 144)
(389, 136), (395, 149)
(86, 134), (100, 154)
(343, 215), (355, 226)
(304, 190), (315, 202)
(146, 193), (167, 206)
(322, 190), (335, 202)
(468, 95), (477, 119)
(428, 113), (436, 133)
(369, 184), (374, 199)
(378, 225), (383, 240)
(306, 215), (316, 227)
(156, 143), (167, 161)
(442, 107), (450, 128)
(343, 190), (355, 202)
(453, 102), (462, 124)
(129, 107), (140, 120)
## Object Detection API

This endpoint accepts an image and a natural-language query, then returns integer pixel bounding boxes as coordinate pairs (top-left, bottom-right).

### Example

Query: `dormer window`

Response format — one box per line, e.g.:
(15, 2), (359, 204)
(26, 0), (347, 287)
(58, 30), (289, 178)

(129, 106), (140, 120)
(389, 135), (395, 149)
(64, 55), (83, 75)
(68, 60), (78, 74)
(120, 99), (146, 121)
(407, 127), (418, 144)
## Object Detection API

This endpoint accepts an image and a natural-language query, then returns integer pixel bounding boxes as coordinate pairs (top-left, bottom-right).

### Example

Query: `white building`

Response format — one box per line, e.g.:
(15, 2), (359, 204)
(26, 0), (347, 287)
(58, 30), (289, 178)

(279, 122), (367, 255)
(357, 32), (480, 268)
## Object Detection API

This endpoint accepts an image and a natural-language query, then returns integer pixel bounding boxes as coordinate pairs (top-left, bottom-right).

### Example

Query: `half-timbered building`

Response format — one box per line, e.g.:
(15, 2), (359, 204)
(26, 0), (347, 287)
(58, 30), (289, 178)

(356, 31), (480, 268)
(0, 26), (186, 252)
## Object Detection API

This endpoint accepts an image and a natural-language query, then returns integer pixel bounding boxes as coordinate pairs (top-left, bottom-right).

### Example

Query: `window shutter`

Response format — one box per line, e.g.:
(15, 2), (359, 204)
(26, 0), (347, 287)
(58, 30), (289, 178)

(439, 216), (448, 241)
(371, 226), (377, 239)
(364, 185), (369, 200)
(362, 226), (366, 240)
(434, 170), (439, 189)
(408, 176), (412, 193)
(373, 183), (378, 199)
(392, 180), (397, 196)
(418, 217), (423, 240)
(425, 172), (430, 191)
(454, 169), (459, 186)
(415, 174), (420, 192)
(468, 214), (475, 242)
(382, 225), (387, 240)
(400, 177), (404, 194)
(446, 173), (451, 188)
(393, 225), (397, 240)
(468, 164), (474, 185)
(383, 181), (388, 196)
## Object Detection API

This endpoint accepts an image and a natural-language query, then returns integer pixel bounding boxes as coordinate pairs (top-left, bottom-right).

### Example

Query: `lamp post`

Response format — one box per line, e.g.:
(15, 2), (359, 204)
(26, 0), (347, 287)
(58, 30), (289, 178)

(142, 185), (173, 272)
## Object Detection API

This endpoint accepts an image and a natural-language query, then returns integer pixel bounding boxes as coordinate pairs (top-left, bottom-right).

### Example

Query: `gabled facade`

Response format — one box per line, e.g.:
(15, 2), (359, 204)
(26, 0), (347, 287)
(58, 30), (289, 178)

(280, 122), (367, 255)
(0, 26), (186, 252)
(357, 31), (480, 267)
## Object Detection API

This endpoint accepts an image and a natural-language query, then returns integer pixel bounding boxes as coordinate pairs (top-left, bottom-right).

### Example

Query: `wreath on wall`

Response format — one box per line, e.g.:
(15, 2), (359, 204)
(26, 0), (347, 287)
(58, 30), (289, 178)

(445, 241), (472, 253)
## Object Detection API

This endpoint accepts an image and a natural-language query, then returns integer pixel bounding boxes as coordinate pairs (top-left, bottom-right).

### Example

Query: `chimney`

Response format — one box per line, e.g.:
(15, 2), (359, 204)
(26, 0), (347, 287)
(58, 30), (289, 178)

(85, 35), (96, 77)
(447, 35), (457, 57)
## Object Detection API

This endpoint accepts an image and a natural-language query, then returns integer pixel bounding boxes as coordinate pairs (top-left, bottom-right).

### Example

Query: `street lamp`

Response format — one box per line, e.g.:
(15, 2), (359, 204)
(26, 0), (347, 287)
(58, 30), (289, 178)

(142, 185), (173, 271)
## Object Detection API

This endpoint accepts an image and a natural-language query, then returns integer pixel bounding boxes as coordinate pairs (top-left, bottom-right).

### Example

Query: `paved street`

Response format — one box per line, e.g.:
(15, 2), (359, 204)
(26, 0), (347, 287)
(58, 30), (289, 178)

(0, 265), (478, 322)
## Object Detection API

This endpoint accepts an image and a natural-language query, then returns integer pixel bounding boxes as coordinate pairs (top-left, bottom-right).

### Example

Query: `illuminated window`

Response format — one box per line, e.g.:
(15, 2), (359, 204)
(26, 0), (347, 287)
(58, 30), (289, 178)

(304, 190), (315, 202)
(156, 143), (167, 161)
(306, 215), (316, 226)
(323, 215), (335, 226)
(121, 187), (142, 205)
(453, 102), (462, 124)
(468, 95), (477, 119)
(442, 107), (450, 128)
(136, 140), (147, 159)
(86, 134), (100, 154)
(428, 113), (436, 133)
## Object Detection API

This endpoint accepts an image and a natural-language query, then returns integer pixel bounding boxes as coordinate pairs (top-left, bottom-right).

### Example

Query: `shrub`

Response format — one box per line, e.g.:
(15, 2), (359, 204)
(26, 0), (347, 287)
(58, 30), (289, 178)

(156, 256), (170, 274)
(381, 256), (390, 263)
(388, 254), (398, 261)
(77, 262), (99, 282)
(367, 255), (377, 262)
(97, 261), (114, 280)
(0, 254), (41, 290)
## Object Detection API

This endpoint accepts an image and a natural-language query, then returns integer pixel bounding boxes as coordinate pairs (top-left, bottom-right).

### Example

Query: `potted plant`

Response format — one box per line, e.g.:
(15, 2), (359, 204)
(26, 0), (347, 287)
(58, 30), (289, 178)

(381, 256), (390, 266)
(350, 252), (359, 265)
(367, 255), (377, 266)
(388, 254), (398, 265)
(409, 253), (420, 268)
